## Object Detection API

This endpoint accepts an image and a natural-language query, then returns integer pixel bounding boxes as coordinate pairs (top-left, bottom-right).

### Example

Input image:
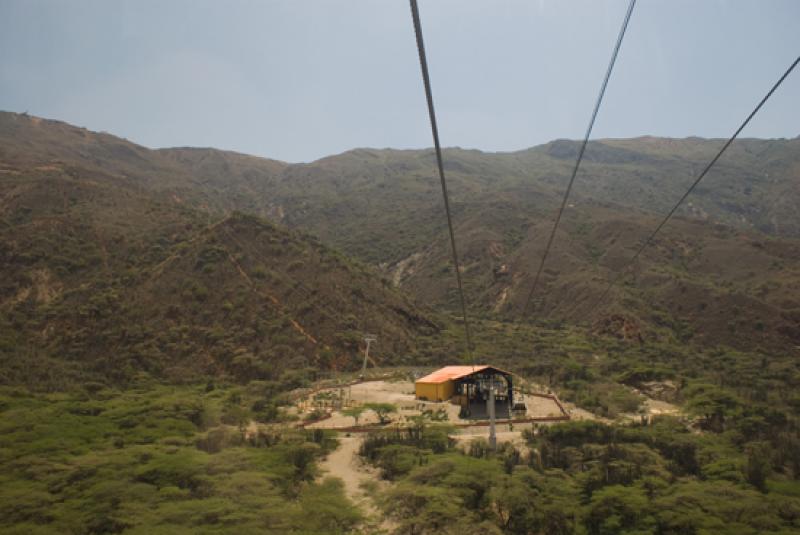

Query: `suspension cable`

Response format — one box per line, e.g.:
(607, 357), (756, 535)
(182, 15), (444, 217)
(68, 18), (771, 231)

(409, 0), (475, 362)
(579, 54), (800, 321)
(521, 0), (637, 318)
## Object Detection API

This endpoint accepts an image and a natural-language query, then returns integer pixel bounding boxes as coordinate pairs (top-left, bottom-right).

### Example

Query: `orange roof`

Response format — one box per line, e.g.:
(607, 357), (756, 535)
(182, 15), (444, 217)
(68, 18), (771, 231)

(416, 365), (501, 384)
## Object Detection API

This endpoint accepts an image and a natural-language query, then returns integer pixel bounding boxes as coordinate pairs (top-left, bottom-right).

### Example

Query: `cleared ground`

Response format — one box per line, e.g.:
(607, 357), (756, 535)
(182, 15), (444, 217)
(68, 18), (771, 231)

(304, 380), (566, 429)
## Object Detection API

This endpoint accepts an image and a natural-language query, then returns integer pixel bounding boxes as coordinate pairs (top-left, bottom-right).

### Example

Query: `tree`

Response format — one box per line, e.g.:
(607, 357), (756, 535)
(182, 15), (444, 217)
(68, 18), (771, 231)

(342, 406), (366, 426)
(492, 476), (542, 534)
(364, 403), (397, 425)
(380, 483), (494, 535)
(288, 442), (321, 482)
(585, 485), (653, 535)
(744, 442), (771, 492)
(684, 384), (742, 432)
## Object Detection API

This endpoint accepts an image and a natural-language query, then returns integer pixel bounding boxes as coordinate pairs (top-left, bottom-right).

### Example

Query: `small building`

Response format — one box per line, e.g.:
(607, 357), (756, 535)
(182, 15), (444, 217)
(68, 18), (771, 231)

(415, 365), (514, 414)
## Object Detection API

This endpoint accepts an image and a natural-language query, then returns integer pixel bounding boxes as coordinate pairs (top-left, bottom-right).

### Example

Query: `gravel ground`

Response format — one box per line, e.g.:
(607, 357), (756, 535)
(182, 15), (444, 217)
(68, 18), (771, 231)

(305, 380), (568, 428)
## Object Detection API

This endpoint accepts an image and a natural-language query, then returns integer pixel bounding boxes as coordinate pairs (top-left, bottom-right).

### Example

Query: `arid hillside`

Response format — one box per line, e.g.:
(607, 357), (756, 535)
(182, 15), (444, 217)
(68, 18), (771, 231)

(0, 114), (439, 387)
(2, 111), (799, 357)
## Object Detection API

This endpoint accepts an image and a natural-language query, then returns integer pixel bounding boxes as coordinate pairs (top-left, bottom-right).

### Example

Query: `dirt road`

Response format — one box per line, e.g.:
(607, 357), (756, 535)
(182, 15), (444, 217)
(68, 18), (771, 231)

(319, 435), (392, 533)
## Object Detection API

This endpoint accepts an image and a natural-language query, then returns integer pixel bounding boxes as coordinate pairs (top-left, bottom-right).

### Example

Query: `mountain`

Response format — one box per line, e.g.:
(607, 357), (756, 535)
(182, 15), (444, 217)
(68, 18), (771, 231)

(252, 137), (800, 260)
(2, 111), (799, 359)
(162, 132), (800, 353)
(0, 113), (438, 388)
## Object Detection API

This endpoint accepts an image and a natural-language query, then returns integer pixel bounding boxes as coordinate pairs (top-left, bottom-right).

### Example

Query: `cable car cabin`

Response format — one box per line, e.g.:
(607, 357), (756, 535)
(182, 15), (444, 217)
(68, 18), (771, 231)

(415, 365), (513, 418)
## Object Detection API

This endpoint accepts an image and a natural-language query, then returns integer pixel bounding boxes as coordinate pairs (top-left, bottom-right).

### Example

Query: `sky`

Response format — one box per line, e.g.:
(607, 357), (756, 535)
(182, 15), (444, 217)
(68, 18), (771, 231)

(1, 0), (798, 163)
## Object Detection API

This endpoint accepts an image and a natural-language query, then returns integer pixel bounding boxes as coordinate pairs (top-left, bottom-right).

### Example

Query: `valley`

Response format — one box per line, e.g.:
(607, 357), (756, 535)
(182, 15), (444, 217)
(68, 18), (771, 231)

(1, 111), (799, 534)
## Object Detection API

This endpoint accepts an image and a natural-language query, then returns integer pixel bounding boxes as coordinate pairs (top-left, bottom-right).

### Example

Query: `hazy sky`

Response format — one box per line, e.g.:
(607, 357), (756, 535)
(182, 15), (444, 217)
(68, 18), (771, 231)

(1, 0), (798, 162)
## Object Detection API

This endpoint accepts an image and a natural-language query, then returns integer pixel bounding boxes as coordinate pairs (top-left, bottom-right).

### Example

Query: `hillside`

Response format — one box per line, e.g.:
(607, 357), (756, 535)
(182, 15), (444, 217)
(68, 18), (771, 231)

(391, 199), (800, 352)
(161, 136), (800, 353)
(0, 118), (440, 387)
(250, 142), (800, 353)
(2, 111), (799, 356)
(0, 112), (288, 215)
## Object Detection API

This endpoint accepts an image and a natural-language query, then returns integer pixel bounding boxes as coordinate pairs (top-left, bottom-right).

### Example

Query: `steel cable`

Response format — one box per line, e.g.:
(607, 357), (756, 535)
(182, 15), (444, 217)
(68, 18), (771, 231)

(409, 0), (475, 362)
(578, 54), (800, 321)
(521, 0), (637, 318)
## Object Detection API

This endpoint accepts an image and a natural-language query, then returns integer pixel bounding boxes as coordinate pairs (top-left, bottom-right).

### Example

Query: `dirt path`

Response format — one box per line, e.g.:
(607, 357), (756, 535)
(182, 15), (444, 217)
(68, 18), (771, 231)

(319, 435), (393, 533)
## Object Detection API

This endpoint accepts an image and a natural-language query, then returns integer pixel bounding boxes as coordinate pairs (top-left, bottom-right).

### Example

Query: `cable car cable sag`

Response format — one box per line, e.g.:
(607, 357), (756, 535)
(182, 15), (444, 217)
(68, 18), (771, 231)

(579, 54), (800, 321)
(410, 0), (475, 364)
(521, 0), (637, 318)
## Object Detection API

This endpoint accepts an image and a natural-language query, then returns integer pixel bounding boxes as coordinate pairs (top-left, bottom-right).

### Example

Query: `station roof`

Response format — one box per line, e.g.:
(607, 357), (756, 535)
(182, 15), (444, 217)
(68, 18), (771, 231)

(415, 365), (510, 384)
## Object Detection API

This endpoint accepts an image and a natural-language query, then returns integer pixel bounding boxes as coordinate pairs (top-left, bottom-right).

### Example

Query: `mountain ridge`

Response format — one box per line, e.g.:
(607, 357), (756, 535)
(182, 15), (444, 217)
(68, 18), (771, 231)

(0, 113), (442, 387)
(2, 111), (799, 363)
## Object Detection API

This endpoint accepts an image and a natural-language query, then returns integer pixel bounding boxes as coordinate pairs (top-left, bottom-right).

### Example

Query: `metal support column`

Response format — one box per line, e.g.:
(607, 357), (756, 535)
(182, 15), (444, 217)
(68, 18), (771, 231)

(488, 385), (497, 451)
(360, 335), (376, 380)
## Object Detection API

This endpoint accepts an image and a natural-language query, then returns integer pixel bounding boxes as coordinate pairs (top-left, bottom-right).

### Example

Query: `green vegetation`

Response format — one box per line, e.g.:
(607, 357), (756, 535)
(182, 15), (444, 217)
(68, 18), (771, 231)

(3, 113), (800, 532)
(0, 193), (439, 388)
(342, 406), (366, 426)
(363, 402), (398, 425)
(358, 315), (800, 534)
(359, 419), (800, 534)
(0, 382), (360, 534)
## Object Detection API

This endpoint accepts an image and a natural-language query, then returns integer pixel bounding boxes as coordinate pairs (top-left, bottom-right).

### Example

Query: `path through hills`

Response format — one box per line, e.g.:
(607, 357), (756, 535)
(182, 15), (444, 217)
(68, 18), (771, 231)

(319, 435), (393, 533)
